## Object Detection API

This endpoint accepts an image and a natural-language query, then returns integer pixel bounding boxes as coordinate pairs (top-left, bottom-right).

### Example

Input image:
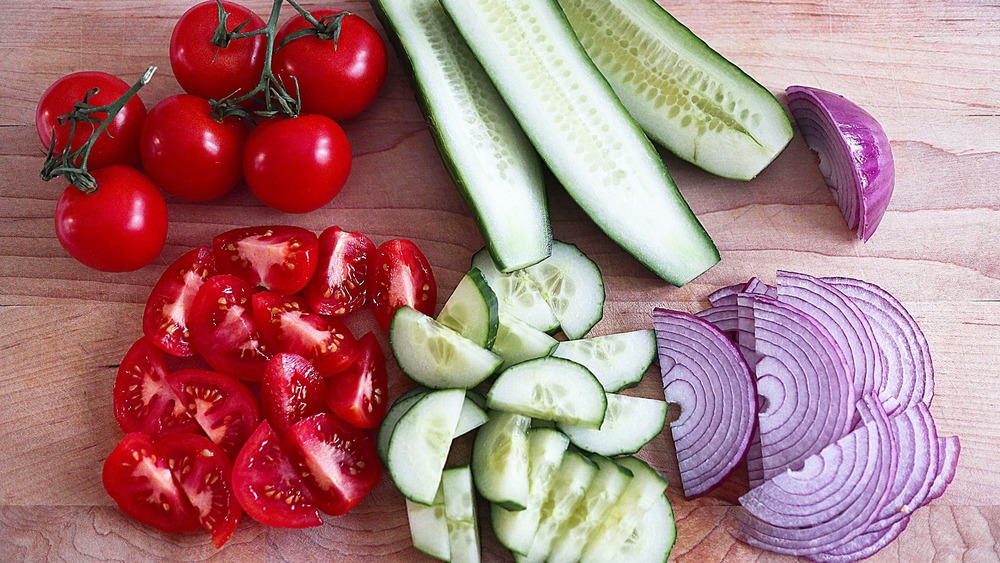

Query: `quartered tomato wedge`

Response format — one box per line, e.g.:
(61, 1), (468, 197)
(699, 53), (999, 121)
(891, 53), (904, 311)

(167, 369), (261, 460)
(369, 238), (437, 332)
(284, 413), (382, 516)
(114, 338), (199, 437)
(156, 433), (242, 548)
(213, 226), (318, 295)
(303, 226), (376, 316)
(252, 292), (359, 377)
(325, 332), (388, 430)
(261, 353), (328, 436)
(232, 420), (322, 528)
(189, 274), (272, 381)
(143, 247), (216, 357)
(102, 432), (201, 534)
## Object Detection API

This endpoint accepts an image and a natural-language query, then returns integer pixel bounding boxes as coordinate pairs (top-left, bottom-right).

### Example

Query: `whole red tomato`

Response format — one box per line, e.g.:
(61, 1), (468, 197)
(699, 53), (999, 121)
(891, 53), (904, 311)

(242, 114), (352, 213)
(55, 165), (168, 272)
(170, 0), (266, 101)
(274, 9), (388, 121)
(140, 94), (248, 201)
(36, 71), (146, 168)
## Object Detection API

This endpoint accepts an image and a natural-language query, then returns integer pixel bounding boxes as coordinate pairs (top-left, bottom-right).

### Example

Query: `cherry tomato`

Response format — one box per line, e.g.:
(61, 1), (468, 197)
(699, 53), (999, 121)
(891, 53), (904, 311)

(102, 432), (201, 534)
(212, 226), (318, 295)
(170, 0), (266, 101)
(242, 115), (352, 214)
(188, 274), (272, 380)
(36, 71), (146, 169)
(143, 247), (217, 357)
(284, 413), (382, 516)
(55, 165), (168, 272)
(252, 292), (360, 377)
(325, 333), (388, 430)
(232, 420), (322, 528)
(113, 337), (199, 438)
(369, 239), (437, 331)
(274, 10), (388, 121)
(303, 226), (375, 316)
(140, 94), (248, 201)
(168, 369), (261, 460)
(261, 353), (327, 436)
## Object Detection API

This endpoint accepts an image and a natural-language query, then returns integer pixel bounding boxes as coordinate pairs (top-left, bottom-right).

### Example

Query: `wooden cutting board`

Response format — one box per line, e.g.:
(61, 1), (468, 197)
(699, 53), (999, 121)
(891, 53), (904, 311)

(1, 0), (997, 560)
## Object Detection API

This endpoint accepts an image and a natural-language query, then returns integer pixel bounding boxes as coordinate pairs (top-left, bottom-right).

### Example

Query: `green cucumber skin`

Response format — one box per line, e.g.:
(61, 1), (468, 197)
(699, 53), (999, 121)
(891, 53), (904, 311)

(370, 0), (552, 272)
(439, 0), (719, 286)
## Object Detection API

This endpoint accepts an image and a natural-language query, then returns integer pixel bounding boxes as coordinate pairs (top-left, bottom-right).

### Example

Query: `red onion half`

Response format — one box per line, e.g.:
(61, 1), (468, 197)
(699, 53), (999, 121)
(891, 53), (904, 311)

(786, 86), (894, 242)
(653, 308), (756, 499)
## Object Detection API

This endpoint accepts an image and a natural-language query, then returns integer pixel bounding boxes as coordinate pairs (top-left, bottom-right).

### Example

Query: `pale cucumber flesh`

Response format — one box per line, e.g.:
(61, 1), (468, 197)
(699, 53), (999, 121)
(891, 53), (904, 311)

(492, 311), (559, 371)
(523, 240), (605, 340)
(581, 457), (668, 562)
(406, 487), (451, 561)
(437, 267), (499, 349)
(552, 329), (656, 392)
(558, 393), (667, 456)
(519, 451), (599, 562)
(442, 466), (481, 563)
(473, 248), (559, 332)
(486, 357), (607, 427)
(472, 410), (531, 510)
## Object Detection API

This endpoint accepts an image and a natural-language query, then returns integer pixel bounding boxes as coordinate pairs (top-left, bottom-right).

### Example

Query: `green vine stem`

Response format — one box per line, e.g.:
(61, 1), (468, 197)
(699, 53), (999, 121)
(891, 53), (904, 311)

(40, 65), (156, 194)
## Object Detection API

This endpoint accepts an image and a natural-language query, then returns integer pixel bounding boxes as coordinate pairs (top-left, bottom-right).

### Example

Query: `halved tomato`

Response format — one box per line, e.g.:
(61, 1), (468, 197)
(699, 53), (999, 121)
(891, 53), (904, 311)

(283, 412), (382, 516)
(251, 292), (359, 377)
(303, 226), (375, 316)
(325, 332), (388, 430)
(232, 420), (322, 528)
(114, 338), (199, 437)
(143, 247), (217, 357)
(369, 238), (437, 332)
(213, 226), (318, 295)
(189, 274), (272, 381)
(167, 369), (261, 460)
(261, 353), (328, 436)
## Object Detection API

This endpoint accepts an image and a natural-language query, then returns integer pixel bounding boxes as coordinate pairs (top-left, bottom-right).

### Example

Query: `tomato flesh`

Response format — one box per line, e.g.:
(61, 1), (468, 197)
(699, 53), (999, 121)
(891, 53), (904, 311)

(114, 338), (199, 437)
(325, 332), (388, 430)
(369, 239), (437, 331)
(143, 247), (217, 357)
(252, 292), (359, 377)
(303, 226), (376, 317)
(189, 274), (272, 380)
(167, 369), (260, 461)
(261, 353), (328, 436)
(213, 226), (318, 295)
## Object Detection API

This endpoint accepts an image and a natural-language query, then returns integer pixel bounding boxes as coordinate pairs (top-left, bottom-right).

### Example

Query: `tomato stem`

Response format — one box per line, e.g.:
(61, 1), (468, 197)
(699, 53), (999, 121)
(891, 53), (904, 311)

(39, 65), (156, 194)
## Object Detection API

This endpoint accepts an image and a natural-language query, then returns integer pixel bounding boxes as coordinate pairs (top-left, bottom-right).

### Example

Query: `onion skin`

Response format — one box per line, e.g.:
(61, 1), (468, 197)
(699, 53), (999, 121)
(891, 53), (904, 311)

(786, 86), (894, 242)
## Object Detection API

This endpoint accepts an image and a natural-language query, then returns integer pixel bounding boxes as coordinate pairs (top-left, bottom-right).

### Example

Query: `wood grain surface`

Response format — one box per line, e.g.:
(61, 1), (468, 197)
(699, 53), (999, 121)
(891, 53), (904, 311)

(1, 0), (998, 561)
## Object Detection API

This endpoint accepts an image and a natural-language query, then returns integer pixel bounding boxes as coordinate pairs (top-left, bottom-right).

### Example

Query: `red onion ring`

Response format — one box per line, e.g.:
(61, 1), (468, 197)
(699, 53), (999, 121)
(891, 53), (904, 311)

(927, 436), (960, 501)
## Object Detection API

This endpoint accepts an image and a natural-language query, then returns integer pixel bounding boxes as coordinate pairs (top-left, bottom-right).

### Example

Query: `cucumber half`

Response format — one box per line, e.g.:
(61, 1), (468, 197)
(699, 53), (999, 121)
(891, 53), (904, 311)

(473, 248), (559, 332)
(487, 357), (608, 428)
(406, 486), (451, 561)
(442, 465), (481, 563)
(558, 393), (667, 456)
(437, 267), (500, 349)
(552, 329), (656, 391)
(380, 389), (487, 462)
(519, 451), (599, 562)
(492, 311), (560, 370)
(523, 240), (605, 340)
(558, 0), (793, 181)
(472, 410), (532, 510)
(615, 488), (677, 563)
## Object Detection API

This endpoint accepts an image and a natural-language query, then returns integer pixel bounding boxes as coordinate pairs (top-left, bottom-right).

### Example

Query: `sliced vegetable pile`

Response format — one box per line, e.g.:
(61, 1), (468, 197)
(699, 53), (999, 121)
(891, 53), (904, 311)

(104, 225), (437, 547)
(380, 240), (676, 562)
(654, 271), (959, 562)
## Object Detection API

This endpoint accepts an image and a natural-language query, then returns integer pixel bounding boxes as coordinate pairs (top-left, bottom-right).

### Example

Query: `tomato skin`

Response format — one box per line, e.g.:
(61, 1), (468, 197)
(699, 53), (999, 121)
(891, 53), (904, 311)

(260, 353), (328, 436)
(188, 274), (272, 380)
(232, 420), (323, 528)
(274, 10), (388, 121)
(140, 94), (248, 201)
(252, 292), (360, 377)
(212, 225), (318, 295)
(36, 71), (146, 169)
(369, 239), (437, 331)
(167, 369), (261, 461)
(114, 337), (199, 438)
(325, 332), (388, 430)
(55, 165), (168, 272)
(242, 115), (352, 214)
(303, 226), (376, 316)
(143, 247), (217, 357)
(170, 1), (266, 101)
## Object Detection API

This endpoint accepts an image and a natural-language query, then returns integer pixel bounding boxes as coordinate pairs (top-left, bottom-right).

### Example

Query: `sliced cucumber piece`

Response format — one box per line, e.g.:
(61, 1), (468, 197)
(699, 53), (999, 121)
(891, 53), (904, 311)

(616, 489), (677, 563)
(440, 0), (720, 286)
(487, 357), (607, 427)
(406, 485), (451, 561)
(519, 451), (599, 562)
(552, 329), (656, 391)
(454, 394), (490, 438)
(378, 389), (429, 462)
(547, 455), (634, 563)
(472, 410), (531, 510)
(387, 389), (467, 505)
(371, 0), (551, 271)
(557, 0), (793, 181)
(492, 428), (570, 555)
(390, 306), (502, 389)
(523, 240), (604, 340)
(492, 311), (559, 370)
(581, 457), (668, 562)
(442, 465), (481, 563)
(558, 394), (667, 456)
(437, 267), (500, 349)
(472, 248), (559, 331)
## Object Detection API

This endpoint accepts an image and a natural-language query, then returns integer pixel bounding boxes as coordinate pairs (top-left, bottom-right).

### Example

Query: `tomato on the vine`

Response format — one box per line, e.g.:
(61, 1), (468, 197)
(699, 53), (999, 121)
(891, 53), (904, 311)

(140, 94), (248, 201)
(274, 9), (388, 121)
(170, 0), (266, 101)
(55, 165), (168, 272)
(369, 239), (437, 331)
(36, 71), (146, 169)
(303, 226), (376, 317)
(325, 332), (388, 430)
(242, 114), (352, 214)
(143, 247), (217, 357)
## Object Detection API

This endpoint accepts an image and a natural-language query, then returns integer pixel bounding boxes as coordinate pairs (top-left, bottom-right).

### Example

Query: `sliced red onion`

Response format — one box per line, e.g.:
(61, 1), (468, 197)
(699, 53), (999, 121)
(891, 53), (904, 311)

(786, 86), (894, 242)
(738, 396), (896, 555)
(653, 308), (756, 499)
(751, 296), (855, 481)
(708, 283), (745, 306)
(927, 436), (960, 501)
(811, 518), (910, 563)
(743, 277), (776, 298)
